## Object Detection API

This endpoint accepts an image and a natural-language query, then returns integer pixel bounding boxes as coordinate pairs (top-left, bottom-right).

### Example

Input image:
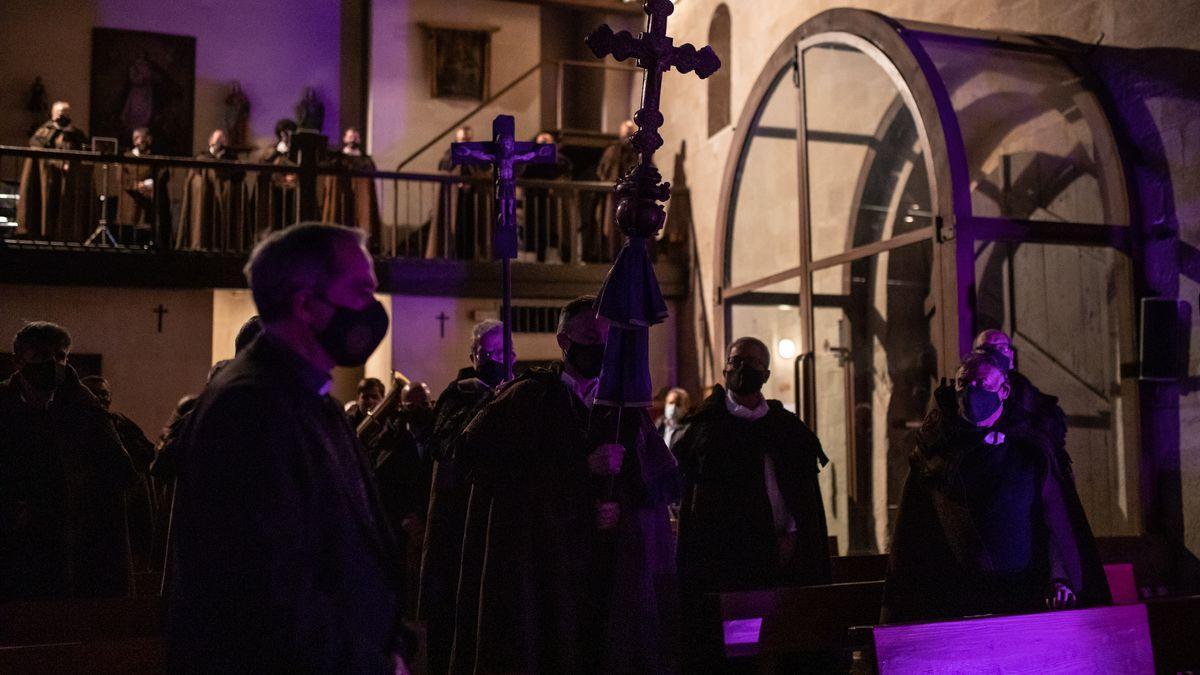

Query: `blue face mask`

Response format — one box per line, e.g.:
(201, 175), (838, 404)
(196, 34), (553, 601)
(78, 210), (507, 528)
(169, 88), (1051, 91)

(958, 385), (1002, 424)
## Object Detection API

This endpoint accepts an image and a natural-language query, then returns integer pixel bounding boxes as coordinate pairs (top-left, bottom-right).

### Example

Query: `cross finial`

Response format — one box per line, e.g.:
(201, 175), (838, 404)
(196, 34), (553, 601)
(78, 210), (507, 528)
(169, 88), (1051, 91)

(586, 0), (720, 240)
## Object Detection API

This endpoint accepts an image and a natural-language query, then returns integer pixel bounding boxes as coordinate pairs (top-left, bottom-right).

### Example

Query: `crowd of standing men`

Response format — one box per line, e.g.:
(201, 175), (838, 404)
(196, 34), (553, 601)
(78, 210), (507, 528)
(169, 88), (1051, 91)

(0, 222), (1109, 673)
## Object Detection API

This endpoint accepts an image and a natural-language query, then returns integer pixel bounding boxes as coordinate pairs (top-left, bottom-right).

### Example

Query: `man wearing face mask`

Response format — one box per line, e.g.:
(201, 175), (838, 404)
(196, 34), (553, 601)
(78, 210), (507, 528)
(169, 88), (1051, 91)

(17, 100), (92, 241)
(117, 127), (171, 245)
(449, 297), (615, 673)
(656, 387), (690, 450)
(675, 338), (831, 607)
(168, 224), (409, 673)
(971, 329), (1109, 610)
(176, 129), (247, 251)
(881, 351), (1107, 623)
(255, 119), (299, 231)
(0, 322), (136, 601)
(322, 127), (382, 244)
(415, 319), (511, 673)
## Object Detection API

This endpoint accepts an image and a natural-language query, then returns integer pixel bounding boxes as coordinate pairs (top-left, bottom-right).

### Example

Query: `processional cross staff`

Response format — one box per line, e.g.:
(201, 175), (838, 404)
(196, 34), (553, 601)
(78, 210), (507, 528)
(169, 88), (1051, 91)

(584, 0), (719, 486)
(450, 115), (555, 380)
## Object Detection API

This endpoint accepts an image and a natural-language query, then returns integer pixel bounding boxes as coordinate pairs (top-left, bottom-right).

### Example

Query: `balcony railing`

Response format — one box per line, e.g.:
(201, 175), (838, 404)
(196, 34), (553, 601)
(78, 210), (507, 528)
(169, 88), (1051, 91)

(0, 145), (686, 266)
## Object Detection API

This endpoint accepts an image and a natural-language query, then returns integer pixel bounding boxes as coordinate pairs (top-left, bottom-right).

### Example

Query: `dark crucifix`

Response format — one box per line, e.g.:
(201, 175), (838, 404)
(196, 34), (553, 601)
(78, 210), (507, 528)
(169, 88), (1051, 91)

(436, 311), (450, 339)
(450, 114), (556, 380)
(153, 304), (169, 333)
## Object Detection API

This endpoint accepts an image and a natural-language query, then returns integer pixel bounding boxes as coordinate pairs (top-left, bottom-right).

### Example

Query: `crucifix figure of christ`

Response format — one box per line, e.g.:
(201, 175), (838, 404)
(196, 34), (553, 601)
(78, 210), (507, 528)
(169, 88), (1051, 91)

(451, 114), (556, 380)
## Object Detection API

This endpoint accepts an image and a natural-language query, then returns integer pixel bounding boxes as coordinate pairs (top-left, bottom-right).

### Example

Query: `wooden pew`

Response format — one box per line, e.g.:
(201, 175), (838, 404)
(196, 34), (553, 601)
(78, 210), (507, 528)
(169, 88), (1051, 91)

(830, 555), (888, 584)
(712, 580), (884, 666)
(0, 597), (165, 673)
(870, 604), (1155, 674)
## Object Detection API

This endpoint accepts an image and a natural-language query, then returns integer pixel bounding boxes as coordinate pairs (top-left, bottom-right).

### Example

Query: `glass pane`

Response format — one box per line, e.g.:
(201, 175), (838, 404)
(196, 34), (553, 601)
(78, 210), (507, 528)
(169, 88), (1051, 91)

(727, 298), (802, 411)
(918, 38), (1128, 225)
(974, 241), (1140, 535)
(727, 66), (801, 287)
(804, 42), (934, 262)
(811, 240), (936, 555)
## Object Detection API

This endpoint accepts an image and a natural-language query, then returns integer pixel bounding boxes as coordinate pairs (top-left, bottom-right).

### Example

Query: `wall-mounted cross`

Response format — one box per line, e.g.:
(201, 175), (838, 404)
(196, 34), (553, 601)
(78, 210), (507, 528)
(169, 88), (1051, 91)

(153, 304), (169, 333)
(436, 311), (449, 339)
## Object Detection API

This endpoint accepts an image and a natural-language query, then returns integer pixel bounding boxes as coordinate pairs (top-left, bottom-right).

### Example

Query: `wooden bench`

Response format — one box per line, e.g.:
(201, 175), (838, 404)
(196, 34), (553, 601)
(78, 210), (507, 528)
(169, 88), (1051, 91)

(830, 554), (889, 584)
(870, 603), (1155, 674)
(713, 580), (884, 661)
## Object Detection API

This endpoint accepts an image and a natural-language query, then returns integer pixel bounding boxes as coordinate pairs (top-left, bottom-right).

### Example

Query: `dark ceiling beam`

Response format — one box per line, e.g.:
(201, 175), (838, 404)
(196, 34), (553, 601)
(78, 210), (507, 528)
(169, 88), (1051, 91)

(494, 0), (644, 16)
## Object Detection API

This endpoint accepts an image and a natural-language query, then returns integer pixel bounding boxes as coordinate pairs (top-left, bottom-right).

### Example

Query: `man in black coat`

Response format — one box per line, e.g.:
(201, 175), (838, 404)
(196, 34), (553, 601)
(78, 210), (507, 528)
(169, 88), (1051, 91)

(881, 351), (1108, 623)
(675, 337), (831, 595)
(973, 329), (1109, 604)
(0, 322), (136, 601)
(416, 319), (510, 674)
(167, 223), (407, 673)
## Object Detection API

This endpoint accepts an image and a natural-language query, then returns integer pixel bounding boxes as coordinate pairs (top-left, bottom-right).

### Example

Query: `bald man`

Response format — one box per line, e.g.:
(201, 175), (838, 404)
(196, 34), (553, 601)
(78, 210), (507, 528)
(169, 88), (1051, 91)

(17, 101), (92, 240)
(176, 129), (246, 250)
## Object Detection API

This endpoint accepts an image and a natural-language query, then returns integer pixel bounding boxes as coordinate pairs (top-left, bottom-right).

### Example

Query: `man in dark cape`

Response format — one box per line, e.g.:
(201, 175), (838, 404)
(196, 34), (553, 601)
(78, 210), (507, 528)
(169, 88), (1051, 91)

(322, 127), (382, 245)
(0, 322), (136, 601)
(450, 298), (679, 673)
(167, 224), (407, 672)
(427, 125), (492, 260)
(117, 127), (171, 246)
(175, 129), (247, 251)
(675, 338), (831, 594)
(973, 329), (1110, 605)
(17, 101), (92, 241)
(881, 351), (1109, 623)
(416, 319), (509, 674)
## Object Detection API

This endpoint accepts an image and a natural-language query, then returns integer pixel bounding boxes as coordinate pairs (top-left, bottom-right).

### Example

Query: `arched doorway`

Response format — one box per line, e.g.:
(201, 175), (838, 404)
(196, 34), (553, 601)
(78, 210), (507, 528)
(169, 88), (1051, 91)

(715, 9), (1142, 554)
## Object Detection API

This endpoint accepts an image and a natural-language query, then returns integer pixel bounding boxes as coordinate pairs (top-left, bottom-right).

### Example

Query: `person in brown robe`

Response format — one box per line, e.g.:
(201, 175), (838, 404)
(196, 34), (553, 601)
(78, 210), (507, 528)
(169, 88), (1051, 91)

(321, 127), (382, 247)
(117, 127), (171, 246)
(592, 119), (639, 262)
(0, 322), (136, 601)
(254, 119), (299, 235)
(427, 125), (492, 260)
(16, 101), (93, 241)
(175, 129), (247, 251)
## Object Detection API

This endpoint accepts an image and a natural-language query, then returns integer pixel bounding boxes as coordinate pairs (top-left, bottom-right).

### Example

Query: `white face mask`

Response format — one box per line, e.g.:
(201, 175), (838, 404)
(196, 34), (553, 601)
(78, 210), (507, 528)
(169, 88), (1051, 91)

(665, 403), (678, 420)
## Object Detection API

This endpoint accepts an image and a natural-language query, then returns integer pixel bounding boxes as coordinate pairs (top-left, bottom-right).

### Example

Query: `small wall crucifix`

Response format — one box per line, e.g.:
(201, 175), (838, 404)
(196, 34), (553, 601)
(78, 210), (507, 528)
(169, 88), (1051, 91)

(153, 304), (169, 333)
(436, 311), (450, 338)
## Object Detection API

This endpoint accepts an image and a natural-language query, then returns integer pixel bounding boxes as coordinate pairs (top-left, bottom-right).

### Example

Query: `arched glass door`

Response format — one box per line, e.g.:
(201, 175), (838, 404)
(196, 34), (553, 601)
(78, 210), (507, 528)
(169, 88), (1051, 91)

(717, 10), (1142, 555)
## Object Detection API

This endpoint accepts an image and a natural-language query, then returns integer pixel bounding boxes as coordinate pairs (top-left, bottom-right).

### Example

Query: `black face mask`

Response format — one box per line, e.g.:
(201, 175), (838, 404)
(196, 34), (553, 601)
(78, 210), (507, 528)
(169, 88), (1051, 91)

(315, 297), (389, 367)
(55, 116), (71, 128)
(22, 362), (67, 392)
(566, 341), (605, 380)
(404, 406), (435, 432)
(958, 385), (1002, 424)
(475, 358), (506, 387)
(726, 365), (767, 396)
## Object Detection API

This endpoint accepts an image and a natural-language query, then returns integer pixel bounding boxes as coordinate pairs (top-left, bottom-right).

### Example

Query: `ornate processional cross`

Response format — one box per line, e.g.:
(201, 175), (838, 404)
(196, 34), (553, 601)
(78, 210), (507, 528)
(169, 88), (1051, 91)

(586, 0), (720, 240)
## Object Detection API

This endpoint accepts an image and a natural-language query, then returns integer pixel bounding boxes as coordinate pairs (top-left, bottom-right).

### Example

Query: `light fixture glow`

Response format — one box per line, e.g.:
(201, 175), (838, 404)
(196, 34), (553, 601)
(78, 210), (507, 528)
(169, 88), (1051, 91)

(777, 338), (797, 359)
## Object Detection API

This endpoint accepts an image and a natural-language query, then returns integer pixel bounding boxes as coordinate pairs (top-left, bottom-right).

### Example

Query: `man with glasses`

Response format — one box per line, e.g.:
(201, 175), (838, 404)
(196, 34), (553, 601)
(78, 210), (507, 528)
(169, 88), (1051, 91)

(881, 350), (1106, 623)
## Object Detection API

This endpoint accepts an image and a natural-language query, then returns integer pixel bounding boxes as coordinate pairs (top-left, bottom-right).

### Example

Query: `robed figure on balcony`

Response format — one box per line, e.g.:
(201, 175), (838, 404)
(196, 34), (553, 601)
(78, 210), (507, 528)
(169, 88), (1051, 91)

(427, 125), (492, 260)
(175, 129), (248, 251)
(16, 101), (93, 242)
(321, 128), (382, 246)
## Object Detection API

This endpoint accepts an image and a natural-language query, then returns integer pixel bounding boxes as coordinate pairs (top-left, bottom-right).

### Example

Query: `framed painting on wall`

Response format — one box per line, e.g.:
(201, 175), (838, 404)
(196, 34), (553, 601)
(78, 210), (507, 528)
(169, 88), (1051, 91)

(421, 24), (497, 101)
(89, 28), (196, 156)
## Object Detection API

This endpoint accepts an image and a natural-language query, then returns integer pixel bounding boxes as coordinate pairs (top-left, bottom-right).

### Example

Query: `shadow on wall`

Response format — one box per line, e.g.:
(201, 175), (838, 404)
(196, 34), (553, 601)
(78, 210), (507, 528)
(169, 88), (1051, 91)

(1089, 44), (1200, 589)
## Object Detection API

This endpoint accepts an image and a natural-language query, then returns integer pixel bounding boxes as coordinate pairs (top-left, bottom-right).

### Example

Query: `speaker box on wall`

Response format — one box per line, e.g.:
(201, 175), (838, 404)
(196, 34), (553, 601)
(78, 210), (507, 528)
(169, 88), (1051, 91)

(1140, 298), (1190, 381)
